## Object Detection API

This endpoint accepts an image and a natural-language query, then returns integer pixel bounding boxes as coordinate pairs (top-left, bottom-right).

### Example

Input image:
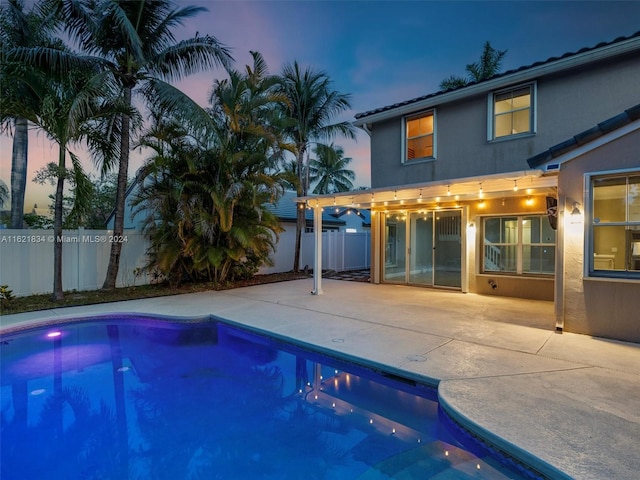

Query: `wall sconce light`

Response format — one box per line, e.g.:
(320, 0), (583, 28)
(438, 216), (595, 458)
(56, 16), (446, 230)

(571, 202), (581, 216)
(525, 196), (534, 206)
(468, 221), (476, 229)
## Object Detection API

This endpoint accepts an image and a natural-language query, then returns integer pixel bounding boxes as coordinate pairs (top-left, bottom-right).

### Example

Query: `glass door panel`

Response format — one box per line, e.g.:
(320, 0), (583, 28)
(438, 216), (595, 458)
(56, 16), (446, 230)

(409, 212), (433, 285)
(384, 213), (406, 283)
(434, 210), (462, 288)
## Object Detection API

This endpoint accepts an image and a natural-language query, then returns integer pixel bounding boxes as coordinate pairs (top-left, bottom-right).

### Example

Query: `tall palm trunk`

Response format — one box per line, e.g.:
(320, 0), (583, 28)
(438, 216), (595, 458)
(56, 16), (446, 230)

(103, 88), (131, 289)
(293, 148), (306, 272)
(10, 117), (28, 229)
(52, 146), (65, 301)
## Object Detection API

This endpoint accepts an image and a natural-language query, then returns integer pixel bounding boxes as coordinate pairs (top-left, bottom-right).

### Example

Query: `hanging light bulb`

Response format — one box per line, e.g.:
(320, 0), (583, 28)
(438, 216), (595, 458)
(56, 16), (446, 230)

(447, 185), (451, 196)
(418, 189), (423, 202)
(513, 180), (518, 192)
(479, 183), (484, 198)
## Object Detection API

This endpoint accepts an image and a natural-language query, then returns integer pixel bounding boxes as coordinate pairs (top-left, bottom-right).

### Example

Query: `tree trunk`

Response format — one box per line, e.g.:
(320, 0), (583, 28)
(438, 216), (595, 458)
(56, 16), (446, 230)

(293, 148), (306, 272)
(52, 147), (65, 301)
(10, 117), (28, 229)
(103, 88), (131, 289)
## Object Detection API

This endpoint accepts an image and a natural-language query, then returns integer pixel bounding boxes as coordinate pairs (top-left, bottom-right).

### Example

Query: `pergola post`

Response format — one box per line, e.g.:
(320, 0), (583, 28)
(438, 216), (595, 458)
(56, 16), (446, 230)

(312, 205), (323, 295)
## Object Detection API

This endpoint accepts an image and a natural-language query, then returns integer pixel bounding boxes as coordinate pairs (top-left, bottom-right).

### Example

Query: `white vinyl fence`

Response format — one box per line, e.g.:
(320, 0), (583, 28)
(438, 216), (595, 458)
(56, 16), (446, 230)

(259, 226), (371, 274)
(0, 229), (150, 297)
(1, 227), (370, 297)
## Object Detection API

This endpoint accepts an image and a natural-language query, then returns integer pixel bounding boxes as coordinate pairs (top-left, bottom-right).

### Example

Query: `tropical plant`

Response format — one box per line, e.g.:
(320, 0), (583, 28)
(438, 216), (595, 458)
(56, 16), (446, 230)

(439, 41), (507, 90)
(7, 48), (123, 300)
(0, 0), (58, 229)
(278, 62), (356, 271)
(308, 143), (355, 194)
(53, 0), (233, 290)
(33, 165), (126, 228)
(0, 180), (8, 208)
(133, 52), (286, 286)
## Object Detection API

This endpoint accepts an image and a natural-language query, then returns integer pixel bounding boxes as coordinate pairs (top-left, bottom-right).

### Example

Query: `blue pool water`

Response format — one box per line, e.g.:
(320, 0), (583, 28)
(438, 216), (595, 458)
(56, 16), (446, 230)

(1, 316), (537, 479)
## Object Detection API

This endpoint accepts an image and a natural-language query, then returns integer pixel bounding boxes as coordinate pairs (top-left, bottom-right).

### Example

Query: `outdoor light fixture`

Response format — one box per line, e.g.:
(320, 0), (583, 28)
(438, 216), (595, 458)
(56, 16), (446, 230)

(447, 185), (451, 196)
(526, 196), (534, 206)
(394, 190), (397, 200)
(513, 180), (518, 191)
(571, 202), (581, 215)
(479, 183), (484, 198)
(418, 189), (423, 202)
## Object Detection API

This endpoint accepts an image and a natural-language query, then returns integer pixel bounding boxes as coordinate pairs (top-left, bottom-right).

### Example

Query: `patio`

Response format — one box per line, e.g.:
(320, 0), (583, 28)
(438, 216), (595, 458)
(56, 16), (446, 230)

(2, 278), (639, 479)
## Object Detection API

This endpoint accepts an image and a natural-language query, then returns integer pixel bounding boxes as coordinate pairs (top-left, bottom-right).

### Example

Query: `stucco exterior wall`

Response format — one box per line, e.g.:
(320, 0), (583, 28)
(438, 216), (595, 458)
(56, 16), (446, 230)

(558, 128), (640, 343)
(369, 54), (640, 189)
(469, 195), (555, 301)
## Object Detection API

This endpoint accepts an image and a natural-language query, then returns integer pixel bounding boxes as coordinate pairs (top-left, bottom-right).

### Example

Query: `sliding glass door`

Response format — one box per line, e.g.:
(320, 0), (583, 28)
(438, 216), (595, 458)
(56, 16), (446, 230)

(384, 209), (461, 288)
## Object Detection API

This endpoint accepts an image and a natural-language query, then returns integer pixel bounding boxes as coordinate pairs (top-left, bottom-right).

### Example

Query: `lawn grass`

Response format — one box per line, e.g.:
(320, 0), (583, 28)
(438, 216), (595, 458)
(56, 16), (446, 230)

(0, 271), (309, 316)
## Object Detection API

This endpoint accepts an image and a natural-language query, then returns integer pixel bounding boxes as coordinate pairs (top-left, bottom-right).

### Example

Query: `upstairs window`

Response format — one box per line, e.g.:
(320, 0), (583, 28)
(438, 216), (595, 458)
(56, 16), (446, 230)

(491, 84), (534, 139)
(405, 112), (434, 162)
(590, 173), (640, 277)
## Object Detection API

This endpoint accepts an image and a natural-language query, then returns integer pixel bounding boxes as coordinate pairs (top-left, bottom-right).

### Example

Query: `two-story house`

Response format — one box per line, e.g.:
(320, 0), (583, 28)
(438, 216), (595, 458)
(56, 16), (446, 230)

(298, 31), (640, 343)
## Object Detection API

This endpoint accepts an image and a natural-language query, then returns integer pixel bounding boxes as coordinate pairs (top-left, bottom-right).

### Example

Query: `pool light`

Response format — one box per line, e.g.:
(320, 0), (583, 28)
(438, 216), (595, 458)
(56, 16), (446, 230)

(46, 331), (62, 338)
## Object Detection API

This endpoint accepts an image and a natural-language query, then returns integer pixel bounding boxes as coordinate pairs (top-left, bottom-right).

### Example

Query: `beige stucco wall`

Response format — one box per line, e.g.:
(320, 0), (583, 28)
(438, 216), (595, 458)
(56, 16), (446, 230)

(558, 127), (640, 343)
(368, 193), (555, 301)
(469, 195), (555, 301)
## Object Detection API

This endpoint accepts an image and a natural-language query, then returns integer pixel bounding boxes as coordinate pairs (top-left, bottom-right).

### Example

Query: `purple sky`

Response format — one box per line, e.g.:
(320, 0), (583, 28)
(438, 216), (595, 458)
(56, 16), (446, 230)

(2, 0), (640, 212)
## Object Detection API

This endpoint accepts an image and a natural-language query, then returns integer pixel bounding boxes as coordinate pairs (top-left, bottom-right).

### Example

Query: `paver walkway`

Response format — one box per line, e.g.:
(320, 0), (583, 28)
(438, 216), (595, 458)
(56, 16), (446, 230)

(2, 279), (639, 479)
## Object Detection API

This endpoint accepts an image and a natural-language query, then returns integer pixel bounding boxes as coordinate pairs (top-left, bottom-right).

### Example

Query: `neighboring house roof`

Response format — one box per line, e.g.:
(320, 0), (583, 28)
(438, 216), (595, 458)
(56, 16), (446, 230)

(527, 103), (640, 169)
(261, 190), (347, 227)
(330, 207), (371, 227)
(354, 30), (640, 124)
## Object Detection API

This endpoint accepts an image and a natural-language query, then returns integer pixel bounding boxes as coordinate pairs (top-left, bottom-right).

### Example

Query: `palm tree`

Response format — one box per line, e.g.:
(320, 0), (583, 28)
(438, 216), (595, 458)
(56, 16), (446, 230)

(133, 52), (285, 285)
(0, 0), (57, 229)
(279, 62), (356, 271)
(439, 41), (507, 90)
(55, 0), (233, 289)
(9, 51), (123, 300)
(308, 143), (355, 194)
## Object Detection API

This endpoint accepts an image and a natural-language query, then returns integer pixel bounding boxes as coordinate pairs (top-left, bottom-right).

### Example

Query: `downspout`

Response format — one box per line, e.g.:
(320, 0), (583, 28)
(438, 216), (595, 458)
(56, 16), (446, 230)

(555, 193), (566, 332)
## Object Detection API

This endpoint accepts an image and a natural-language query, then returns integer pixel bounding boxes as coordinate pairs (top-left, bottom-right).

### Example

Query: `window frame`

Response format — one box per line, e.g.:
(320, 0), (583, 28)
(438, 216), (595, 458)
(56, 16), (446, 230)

(487, 82), (537, 141)
(402, 110), (436, 164)
(587, 169), (640, 279)
(481, 214), (555, 276)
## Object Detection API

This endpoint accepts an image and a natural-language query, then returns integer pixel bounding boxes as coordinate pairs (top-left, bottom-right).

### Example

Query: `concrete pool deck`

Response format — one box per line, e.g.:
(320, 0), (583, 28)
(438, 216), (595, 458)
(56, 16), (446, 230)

(2, 278), (639, 479)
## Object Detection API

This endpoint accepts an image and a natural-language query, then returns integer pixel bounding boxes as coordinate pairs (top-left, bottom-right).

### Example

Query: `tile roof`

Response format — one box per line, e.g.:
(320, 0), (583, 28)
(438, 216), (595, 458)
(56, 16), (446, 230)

(527, 104), (640, 168)
(355, 31), (640, 121)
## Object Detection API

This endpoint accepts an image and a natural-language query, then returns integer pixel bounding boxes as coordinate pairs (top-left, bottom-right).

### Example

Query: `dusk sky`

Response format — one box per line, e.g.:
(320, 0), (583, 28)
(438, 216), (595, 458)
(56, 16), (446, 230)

(2, 0), (640, 212)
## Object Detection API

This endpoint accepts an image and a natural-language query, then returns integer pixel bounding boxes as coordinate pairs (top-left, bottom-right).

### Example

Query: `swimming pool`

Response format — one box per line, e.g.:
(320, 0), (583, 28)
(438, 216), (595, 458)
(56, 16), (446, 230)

(1, 315), (539, 479)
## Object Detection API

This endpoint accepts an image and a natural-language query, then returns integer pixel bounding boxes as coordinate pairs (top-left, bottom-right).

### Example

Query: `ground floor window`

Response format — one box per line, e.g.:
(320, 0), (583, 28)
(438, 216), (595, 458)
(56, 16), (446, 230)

(591, 173), (640, 276)
(482, 215), (555, 274)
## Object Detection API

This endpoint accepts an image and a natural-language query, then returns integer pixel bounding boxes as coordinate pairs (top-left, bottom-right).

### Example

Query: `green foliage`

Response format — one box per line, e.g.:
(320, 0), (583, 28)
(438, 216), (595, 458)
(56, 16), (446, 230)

(0, 284), (14, 311)
(33, 165), (126, 229)
(308, 143), (355, 194)
(439, 41), (507, 90)
(133, 52), (285, 286)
